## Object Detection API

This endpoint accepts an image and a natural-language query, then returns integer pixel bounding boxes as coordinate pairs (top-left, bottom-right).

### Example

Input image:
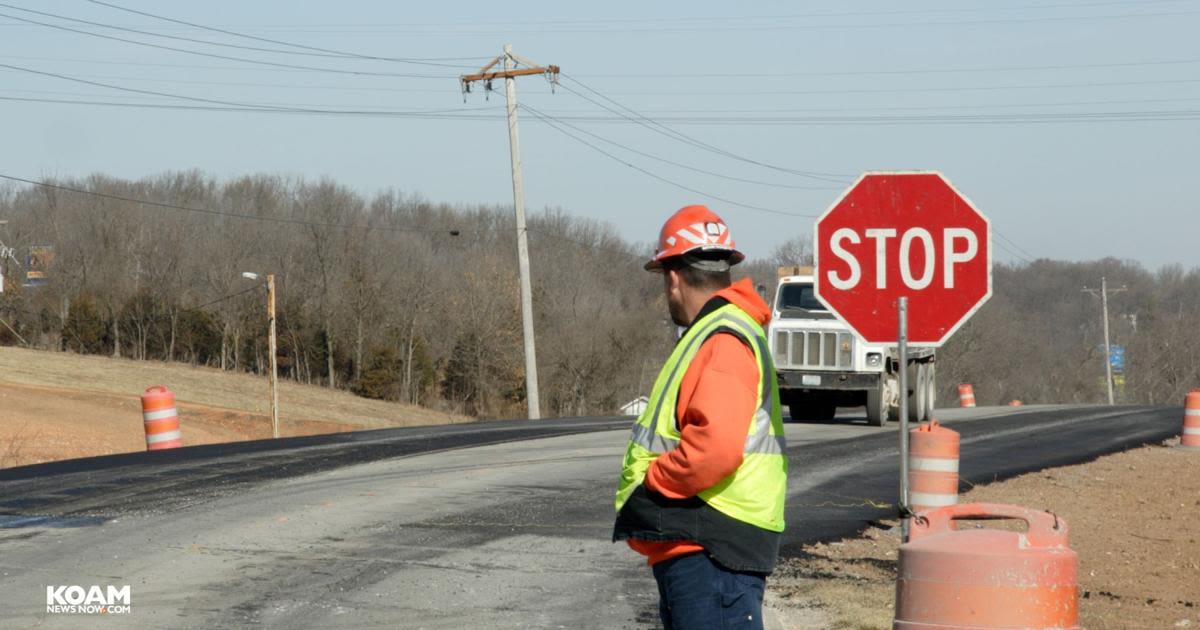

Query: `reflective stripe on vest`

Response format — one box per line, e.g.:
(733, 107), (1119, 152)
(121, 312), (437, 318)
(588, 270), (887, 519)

(615, 303), (788, 532)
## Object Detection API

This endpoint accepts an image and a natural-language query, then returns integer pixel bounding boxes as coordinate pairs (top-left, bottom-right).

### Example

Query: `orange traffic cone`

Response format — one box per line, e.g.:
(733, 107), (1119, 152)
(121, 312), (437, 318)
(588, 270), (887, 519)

(141, 385), (182, 451)
(1182, 389), (1200, 450)
(957, 384), (976, 408)
(908, 421), (959, 514)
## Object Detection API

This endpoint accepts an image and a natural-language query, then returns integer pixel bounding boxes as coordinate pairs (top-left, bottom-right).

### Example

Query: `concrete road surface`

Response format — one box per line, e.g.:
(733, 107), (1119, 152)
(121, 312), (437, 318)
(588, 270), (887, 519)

(0, 405), (1181, 629)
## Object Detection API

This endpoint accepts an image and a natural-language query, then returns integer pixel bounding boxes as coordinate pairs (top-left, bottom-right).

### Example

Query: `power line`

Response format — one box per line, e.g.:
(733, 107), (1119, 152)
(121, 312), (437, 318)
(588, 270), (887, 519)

(574, 56), (1200, 80)
(525, 228), (646, 263)
(14, 67), (1200, 110)
(0, 173), (659, 265)
(514, 105), (838, 191)
(0, 62), (504, 117)
(995, 231), (1039, 262)
(7, 52), (1200, 95)
(191, 284), (263, 311)
(350, 7), (1200, 35)
(518, 109), (1044, 263)
(0, 61), (334, 112)
(527, 95), (1200, 115)
(4, 1), (1175, 32)
(528, 101), (1200, 125)
(7, 91), (1200, 126)
(576, 77), (1200, 97)
(521, 88), (1045, 265)
(0, 173), (473, 234)
(0, 53), (480, 75)
(0, 94), (505, 119)
(506, 7), (1200, 34)
(0, 9), (454, 79)
(277, 1), (1194, 28)
(0, 70), (464, 94)
(82, 0), (482, 68)
(519, 103), (814, 218)
(558, 76), (851, 182)
(992, 239), (1036, 265)
(0, 87), (502, 112)
(0, 172), (1051, 273)
(5, 284), (263, 326)
(0, 2), (404, 64)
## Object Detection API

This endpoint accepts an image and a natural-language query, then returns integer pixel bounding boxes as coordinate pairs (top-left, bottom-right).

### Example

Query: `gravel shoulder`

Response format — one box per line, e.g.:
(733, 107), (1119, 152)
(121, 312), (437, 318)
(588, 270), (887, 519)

(767, 437), (1200, 630)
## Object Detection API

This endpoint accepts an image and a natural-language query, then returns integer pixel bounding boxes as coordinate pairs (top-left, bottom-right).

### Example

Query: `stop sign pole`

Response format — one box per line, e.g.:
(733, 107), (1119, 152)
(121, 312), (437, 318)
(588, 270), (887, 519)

(813, 171), (992, 540)
(898, 295), (911, 539)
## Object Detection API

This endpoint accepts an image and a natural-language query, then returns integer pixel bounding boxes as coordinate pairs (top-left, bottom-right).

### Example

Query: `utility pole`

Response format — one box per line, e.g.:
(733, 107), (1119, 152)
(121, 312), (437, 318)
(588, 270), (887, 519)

(0, 219), (9, 294)
(267, 273), (280, 438)
(461, 46), (559, 420)
(1084, 277), (1127, 406)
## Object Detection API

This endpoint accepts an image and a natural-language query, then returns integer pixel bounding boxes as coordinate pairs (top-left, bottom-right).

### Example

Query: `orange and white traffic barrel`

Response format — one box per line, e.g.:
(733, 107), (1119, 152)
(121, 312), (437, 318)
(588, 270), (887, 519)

(957, 384), (976, 408)
(1008, 399), (1024, 407)
(140, 385), (182, 451)
(1182, 389), (1200, 450)
(908, 420), (960, 514)
(895, 503), (1079, 629)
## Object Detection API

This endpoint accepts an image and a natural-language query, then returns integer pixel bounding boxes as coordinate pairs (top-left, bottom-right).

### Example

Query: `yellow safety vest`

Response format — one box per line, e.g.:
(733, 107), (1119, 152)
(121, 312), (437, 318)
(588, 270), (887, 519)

(615, 303), (787, 532)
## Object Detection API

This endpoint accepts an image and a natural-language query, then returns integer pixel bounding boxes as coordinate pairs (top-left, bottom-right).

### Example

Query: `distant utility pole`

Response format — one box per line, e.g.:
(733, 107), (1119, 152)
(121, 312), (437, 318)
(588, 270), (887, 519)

(0, 219), (9, 294)
(460, 45), (560, 421)
(267, 273), (279, 438)
(0, 220), (28, 345)
(1083, 277), (1127, 406)
(243, 271), (280, 437)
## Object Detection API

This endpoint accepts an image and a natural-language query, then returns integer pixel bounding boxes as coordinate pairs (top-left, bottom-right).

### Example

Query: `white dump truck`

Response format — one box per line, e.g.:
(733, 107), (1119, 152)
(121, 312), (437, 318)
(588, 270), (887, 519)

(767, 266), (936, 426)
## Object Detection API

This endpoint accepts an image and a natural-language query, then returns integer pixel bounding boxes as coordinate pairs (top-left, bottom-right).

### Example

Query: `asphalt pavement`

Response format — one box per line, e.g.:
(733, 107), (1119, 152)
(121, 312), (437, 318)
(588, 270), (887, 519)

(0, 404), (1182, 629)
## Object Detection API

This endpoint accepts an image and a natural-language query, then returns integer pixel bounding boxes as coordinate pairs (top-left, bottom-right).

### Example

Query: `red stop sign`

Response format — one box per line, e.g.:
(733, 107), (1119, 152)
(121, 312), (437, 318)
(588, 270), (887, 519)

(813, 172), (991, 346)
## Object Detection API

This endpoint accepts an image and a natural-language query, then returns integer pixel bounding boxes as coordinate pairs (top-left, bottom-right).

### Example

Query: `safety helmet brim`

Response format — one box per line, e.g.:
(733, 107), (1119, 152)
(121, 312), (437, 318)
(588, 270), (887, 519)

(644, 247), (745, 272)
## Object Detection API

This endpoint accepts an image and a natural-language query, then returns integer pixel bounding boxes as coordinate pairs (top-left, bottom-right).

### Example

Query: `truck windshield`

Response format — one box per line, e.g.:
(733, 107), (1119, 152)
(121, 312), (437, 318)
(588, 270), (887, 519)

(776, 284), (829, 318)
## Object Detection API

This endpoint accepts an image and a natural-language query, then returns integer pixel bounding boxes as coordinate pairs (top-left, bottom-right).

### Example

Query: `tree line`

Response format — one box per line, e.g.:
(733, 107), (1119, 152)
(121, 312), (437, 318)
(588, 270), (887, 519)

(0, 172), (1194, 418)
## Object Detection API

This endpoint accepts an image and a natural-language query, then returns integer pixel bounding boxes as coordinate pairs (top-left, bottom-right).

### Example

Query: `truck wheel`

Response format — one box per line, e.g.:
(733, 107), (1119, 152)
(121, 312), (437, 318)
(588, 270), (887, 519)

(866, 384), (886, 427)
(886, 376), (901, 422)
(908, 362), (927, 422)
(813, 398), (837, 422)
(790, 399), (835, 422)
(923, 363), (937, 421)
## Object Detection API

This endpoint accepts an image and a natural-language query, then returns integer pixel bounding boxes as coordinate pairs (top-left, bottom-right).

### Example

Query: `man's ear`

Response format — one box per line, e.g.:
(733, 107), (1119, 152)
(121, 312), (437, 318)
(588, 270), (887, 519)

(665, 268), (680, 293)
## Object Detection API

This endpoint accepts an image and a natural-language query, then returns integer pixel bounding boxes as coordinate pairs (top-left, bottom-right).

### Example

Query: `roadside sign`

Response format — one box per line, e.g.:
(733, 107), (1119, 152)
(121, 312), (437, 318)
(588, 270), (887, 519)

(24, 245), (54, 287)
(1109, 345), (1125, 374)
(813, 172), (992, 346)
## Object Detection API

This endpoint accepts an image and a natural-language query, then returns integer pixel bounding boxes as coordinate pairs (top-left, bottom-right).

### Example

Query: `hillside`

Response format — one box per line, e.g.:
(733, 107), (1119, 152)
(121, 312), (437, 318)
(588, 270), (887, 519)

(0, 347), (469, 468)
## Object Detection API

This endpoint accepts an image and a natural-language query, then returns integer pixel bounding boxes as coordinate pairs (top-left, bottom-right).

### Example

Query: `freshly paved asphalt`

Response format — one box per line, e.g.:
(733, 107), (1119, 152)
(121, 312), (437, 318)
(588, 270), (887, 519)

(0, 404), (1182, 628)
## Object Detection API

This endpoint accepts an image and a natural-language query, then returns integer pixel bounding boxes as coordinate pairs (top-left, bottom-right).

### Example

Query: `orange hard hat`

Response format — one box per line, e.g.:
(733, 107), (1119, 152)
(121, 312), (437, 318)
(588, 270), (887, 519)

(645, 205), (744, 271)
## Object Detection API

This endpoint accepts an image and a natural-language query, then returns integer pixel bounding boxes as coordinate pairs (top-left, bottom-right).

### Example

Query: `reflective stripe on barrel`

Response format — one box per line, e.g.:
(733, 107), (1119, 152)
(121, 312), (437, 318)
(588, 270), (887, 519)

(1183, 390), (1200, 449)
(957, 384), (976, 408)
(141, 385), (182, 451)
(908, 420), (960, 514)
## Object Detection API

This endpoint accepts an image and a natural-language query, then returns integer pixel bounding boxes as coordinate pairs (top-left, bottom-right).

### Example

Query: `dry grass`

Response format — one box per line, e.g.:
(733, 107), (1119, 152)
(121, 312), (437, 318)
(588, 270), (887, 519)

(0, 419), (40, 468)
(0, 346), (467, 429)
(769, 528), (897, 630)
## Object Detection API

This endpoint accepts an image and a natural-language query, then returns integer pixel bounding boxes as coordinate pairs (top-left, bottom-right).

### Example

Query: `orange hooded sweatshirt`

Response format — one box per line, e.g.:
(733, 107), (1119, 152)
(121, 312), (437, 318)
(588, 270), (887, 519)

(627, 277), (773, 565)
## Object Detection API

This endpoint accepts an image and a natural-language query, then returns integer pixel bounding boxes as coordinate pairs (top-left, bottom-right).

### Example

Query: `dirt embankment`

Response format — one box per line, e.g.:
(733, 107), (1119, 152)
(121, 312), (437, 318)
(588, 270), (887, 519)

(767, 438), (1200, 630)
(0, 347), (469, 468)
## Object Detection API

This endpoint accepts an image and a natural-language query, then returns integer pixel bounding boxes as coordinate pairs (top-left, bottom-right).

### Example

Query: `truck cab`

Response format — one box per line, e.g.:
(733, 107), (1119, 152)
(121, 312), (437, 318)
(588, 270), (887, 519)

(767, 267), (935, 426)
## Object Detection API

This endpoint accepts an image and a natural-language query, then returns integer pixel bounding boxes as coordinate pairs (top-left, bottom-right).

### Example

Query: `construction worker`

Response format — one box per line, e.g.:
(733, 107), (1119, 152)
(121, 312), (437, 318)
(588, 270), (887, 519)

(614, 205), (788, 630)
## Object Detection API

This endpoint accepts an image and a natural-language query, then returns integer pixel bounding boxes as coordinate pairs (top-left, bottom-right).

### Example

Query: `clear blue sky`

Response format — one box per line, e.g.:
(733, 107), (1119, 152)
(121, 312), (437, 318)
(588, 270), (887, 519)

(1, 1), (1197, 268)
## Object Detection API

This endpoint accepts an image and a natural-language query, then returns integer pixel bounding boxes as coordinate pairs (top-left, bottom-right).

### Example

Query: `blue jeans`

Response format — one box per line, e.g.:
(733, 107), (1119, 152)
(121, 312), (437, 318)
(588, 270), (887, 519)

(651, 551), (766, 630)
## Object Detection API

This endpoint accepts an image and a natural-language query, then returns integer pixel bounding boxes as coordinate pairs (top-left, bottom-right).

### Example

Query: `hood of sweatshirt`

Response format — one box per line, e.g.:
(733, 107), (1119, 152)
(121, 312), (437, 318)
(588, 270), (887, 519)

(714, 278), (772, 327)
